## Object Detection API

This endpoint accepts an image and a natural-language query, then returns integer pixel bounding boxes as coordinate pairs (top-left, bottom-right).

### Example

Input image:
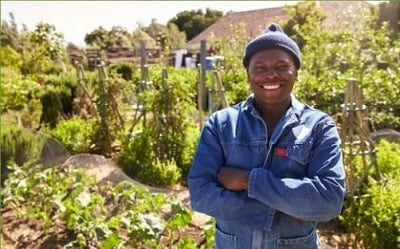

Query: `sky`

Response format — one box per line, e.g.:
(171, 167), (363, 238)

(1, 1), (298, 47)
(1, 1), (385, 47)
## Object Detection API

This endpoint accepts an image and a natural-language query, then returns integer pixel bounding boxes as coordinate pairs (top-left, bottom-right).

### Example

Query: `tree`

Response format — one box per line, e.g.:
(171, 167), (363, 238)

(84, 26), (109, 49)
(131, 28), (157, 49)
(1, 12), (20, 50)
(168, 8), (223, 41)
(17, 22), (66, 75)
(378, 1), (400, 36)
(137, 19), (186, 50)
(144, 18), (165, 40)
(84, 26), (133, 50)
(30, 22), (65, 61)
(280, 1), (326, 48)
(165, 22), (186, 49)
(106, 26), (132, 48)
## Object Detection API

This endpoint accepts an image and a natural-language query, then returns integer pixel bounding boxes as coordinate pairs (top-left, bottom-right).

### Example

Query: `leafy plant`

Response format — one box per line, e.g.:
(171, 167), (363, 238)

(41, 117), (94, 153)
(209, 23), (250, 105)
(340, 140), (400, 249)
(0, 70), (43, 129)
(39, 72), (78, 127)
(137, 158), (181, 187)
(1, 123), (44, 174)
(118, 66), (199, 186)
(294, 8), (400, 130)
(0, 45), (22, 69)
(1, 161), (201, 248)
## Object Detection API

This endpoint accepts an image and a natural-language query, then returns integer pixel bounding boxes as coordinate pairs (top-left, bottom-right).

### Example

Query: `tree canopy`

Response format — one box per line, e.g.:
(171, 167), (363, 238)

(168, 8), (223, 41)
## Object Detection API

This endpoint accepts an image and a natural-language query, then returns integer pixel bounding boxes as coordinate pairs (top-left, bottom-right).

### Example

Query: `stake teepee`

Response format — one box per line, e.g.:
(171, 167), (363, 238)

(337, 78), (381, 198)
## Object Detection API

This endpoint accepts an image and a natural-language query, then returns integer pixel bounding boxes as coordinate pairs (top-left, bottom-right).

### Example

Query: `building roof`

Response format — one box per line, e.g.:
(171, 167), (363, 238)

(188, 6), (287, 46)
(187, 1), (372, 49)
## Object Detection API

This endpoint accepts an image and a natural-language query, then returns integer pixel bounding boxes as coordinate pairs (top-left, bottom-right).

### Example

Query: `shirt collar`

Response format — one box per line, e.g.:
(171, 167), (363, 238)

(242, 94), (305, 117)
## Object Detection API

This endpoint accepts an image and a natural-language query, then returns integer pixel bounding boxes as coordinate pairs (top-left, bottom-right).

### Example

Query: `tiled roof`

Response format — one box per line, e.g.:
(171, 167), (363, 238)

(188, 6), (287, 45)
(188, 1), (371, 47)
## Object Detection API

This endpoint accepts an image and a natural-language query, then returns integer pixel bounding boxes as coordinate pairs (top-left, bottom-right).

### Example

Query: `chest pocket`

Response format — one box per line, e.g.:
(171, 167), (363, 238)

(223, 140), (267, 170)
(271, 143), (313, 178)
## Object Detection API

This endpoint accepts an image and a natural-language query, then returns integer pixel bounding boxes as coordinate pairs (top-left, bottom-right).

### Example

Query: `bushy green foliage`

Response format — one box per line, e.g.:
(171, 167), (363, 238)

(209, 23), (250, 104)
(0, 45), (22, 69)
(118, 127), (182, 187)
(118, 66), (199, 186)
(1, 123), (44, 169)
(41, 117), (94, 154)
(89, 68), (129, 156)
(294, 9), (400, 130)
(168, 8), (223, 41)
(118, 127), (154, 177)
(0, 71), (43, 128)
(341, 140), (400, 249)
(108, 61), (137, 81)
(376, 140), (400, 176)
(0, 71), (42, 112)
(39, 72), (78, 127)
(137, 158), (181, 187)
(179, 124), (201, 182)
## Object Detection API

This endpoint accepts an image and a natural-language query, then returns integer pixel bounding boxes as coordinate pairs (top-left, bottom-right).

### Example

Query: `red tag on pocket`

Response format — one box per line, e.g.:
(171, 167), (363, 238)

(275, 147), (287, 157)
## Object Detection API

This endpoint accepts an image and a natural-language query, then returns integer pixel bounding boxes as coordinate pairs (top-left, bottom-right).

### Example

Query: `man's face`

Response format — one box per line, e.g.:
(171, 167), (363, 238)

(247, 49), (297, 106)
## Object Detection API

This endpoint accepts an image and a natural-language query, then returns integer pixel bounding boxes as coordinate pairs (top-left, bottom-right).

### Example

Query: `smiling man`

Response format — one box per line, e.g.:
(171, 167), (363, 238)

(188, 23), (346, 249)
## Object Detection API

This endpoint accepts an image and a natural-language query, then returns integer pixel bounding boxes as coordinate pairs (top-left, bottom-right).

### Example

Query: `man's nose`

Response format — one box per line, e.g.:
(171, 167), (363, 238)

(263, 68), (279, 78)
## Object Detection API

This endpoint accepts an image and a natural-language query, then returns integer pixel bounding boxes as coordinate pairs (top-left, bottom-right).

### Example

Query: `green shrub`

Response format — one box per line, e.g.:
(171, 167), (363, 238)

(1, 123), (44, 183)
(0, 82), (43, 129)
(376, 139), (400, 176)
(39, 72), (77, 127)
(137, 159), (181, 187)
(1, 123), (44, 167)
(209, 23), (250, 105)
(118, 66), (199, 187)
(41, 117), (94, 154)
(341, 140), (400, 249)
(0, 73), (42, 112)
(178, 123), (201, 184)
(108, 61), (137, 81)
(0, 45), (22, 69)
(118, 127), (154, 178)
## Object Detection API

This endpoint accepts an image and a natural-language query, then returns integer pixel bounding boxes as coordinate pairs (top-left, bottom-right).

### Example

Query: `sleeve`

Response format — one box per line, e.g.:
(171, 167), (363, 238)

(188, 116), (274, 229)
(248, 117), (346, 221)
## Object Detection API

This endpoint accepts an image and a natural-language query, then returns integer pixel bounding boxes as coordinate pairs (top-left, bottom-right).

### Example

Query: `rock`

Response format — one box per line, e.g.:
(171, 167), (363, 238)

(62, 153), (169, 193)
(36, 132), (70, 168)
(370, 128), (400, 143)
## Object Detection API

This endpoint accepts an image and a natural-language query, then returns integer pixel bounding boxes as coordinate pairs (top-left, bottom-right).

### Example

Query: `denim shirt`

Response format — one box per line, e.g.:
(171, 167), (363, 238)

(188, 95), (346, 249)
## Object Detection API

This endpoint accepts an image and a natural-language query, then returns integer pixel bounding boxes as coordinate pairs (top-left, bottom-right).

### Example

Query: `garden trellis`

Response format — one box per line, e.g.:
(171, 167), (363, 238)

(130, 41), (154, 133)
(206, 55), (229, 115)
(337, 78), (382, 198)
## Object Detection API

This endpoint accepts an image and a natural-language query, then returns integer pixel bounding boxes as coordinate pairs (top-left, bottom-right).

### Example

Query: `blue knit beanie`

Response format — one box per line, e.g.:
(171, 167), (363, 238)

(243, 23), (301, 69)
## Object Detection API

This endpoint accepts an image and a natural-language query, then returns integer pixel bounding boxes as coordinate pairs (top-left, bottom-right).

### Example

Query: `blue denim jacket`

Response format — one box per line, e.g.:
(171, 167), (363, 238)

(188, 95), (346, 249)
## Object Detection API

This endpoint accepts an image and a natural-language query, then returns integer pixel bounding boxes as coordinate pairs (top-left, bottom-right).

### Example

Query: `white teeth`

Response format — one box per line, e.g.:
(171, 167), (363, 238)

(262, 84), (280, 90)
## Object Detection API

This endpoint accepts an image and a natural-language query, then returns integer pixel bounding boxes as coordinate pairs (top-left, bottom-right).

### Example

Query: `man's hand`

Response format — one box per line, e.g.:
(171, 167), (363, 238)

(217, 167), (250, 191)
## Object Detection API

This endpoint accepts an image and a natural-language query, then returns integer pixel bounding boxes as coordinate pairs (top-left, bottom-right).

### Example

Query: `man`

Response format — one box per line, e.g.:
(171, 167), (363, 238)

(188, 23), (346, 249)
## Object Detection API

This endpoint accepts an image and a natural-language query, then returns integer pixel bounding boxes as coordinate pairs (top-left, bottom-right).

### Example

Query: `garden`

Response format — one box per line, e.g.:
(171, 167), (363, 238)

(1, 3), (400, 249)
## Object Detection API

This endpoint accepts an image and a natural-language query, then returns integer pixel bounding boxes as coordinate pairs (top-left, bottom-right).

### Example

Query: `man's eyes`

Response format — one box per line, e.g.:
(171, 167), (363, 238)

(276, 64), (290, 71)
(253, 64), (290, 72)
(253, 66), (265, 72)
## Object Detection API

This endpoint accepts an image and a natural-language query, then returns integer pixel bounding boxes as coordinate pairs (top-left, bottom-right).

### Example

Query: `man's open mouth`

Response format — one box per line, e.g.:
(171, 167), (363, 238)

(261, 83), (281, 90)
